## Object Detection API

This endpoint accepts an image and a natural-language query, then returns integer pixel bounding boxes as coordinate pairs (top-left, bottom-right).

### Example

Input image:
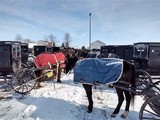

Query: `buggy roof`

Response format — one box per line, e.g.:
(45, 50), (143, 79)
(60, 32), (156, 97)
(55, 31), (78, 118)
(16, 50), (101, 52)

(134, 42), (160, 46)
(0, 41), (21, 45)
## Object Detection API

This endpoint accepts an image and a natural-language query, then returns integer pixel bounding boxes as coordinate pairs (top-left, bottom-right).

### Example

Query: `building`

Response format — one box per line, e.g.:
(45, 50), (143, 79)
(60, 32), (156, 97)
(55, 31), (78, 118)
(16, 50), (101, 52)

(90, 40), (106, 50)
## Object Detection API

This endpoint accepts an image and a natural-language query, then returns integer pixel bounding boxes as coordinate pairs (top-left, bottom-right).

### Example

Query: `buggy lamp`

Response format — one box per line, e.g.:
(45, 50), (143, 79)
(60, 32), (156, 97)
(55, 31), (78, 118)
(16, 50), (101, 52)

(46, 71), (53, 78)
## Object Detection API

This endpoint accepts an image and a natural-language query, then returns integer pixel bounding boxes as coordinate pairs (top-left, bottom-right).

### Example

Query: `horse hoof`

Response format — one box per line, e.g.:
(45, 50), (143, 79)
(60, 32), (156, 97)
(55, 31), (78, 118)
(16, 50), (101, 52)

(87, 109), (92, 113)
(121, 111), (129, 118)
(35, 86), (43, 89)
(110, 114), (117, 117)
(121, 114), (126, 118)
(57, 80), (62, 83)
(38, 85), (43, 88)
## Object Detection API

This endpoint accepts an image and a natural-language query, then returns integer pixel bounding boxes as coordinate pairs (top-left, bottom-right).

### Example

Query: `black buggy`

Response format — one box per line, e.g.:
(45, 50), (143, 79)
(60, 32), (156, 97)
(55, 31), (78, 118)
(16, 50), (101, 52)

(133, 42), (160, 75)
(132, 42), (160, 119)
(100, 44), (160, 119)
(0, 41), (21, 83)
(101, 45), (134, 61)
(34, 45), (60, 56)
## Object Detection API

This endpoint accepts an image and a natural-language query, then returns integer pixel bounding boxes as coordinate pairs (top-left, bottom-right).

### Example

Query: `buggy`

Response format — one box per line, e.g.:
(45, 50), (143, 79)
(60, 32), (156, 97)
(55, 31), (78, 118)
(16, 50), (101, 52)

(10, 52), (66, 94)
(34, 45), (60, 56)
(0, 41), (21, 83)
(101, 45), (133, 61)
(133, 42), (160, 75)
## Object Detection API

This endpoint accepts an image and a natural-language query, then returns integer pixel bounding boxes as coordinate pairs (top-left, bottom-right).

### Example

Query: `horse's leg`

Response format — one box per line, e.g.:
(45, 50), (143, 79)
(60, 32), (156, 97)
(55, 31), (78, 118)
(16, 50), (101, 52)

(120, 90), (131, 118)
(111, 88), (124, 117)
(82, 84), (93, 113)
(35, 70), (43, 88)
(57, 67), (62, 83)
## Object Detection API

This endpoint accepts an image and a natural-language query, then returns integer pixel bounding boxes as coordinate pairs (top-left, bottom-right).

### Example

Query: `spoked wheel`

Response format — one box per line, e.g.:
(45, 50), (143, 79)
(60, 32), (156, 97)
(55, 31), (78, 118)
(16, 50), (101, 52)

(21, 55), (35, 69)
(26, 55), (35, 68)
(139, 95), (160, 120)
(11, 68), (37, 94)
(154, 81), (160, 90)
(136, 69), (152, 94)
(21, 63), (28, 68)
(4, 75), (12, 85)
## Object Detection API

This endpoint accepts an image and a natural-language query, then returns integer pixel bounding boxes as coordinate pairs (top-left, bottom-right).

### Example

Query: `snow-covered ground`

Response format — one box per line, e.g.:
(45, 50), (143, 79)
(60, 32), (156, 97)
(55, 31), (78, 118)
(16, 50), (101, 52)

(0, 73), (149, 120)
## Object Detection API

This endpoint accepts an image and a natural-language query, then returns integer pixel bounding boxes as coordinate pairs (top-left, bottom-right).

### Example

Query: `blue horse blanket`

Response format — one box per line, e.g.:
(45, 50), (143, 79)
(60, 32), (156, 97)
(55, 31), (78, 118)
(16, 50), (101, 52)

(73, 58), (123, 85)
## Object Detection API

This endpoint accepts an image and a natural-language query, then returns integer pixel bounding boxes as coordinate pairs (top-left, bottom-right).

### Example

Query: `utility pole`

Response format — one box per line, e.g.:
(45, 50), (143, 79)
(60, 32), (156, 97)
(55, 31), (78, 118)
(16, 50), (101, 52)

(89, 13), (91, 51)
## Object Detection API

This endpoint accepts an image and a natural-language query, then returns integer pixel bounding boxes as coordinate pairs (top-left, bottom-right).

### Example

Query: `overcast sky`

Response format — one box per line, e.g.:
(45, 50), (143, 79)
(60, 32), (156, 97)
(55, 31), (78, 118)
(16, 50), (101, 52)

(0, 0), (160, 48)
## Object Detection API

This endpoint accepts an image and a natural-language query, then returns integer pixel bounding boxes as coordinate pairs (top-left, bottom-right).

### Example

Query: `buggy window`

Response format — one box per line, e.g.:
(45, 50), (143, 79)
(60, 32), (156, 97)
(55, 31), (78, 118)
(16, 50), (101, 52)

(21, 45), (28, 52)
(12, 44), (21, 58)
(12, 45), (16, 58)
(149, 46), (160, 59)
(17, 45), (21, 57)
(47, 47), (52, 53)
(134, 44), (148, 59)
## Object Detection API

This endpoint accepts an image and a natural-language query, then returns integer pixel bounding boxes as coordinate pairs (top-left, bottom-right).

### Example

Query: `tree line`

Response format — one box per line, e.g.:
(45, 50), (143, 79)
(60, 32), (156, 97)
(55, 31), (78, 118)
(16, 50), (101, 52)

(15, 32), (72, 48)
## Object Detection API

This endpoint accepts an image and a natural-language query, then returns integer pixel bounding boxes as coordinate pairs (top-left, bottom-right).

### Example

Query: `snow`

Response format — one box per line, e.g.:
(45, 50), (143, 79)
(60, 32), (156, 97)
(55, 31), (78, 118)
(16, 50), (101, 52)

(0, 73), (146, 120)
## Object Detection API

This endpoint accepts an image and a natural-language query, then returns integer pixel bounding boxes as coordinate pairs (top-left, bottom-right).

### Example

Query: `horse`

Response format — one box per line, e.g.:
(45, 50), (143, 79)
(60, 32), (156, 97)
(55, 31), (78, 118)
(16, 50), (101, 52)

(73, 57), (136, 118)
(65, 52), (78, 74)
(34, 51), (66, 87)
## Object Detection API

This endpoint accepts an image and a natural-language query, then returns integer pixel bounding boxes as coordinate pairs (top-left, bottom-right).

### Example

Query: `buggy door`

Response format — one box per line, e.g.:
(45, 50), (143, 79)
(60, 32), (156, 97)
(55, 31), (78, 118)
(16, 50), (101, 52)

(0, 45), (12, 75)
(134, 44), (148, 59)
(21, 43), (29, 63)
(12, 44), (21, 72)
(148, 46), (160, 69)
(133, 44), (148, 69)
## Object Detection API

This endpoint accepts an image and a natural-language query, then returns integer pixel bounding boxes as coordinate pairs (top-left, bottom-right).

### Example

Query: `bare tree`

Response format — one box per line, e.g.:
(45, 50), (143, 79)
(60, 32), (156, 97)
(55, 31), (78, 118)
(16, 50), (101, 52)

(15, 34), (23, 42)
(23, 39), (33, 43)
(48, 34), (56, 46)
(64, 32), (72, 48)
(61, 42), (65, 47)
(43, 34), (57, 46)
(37, 39), (45, 43)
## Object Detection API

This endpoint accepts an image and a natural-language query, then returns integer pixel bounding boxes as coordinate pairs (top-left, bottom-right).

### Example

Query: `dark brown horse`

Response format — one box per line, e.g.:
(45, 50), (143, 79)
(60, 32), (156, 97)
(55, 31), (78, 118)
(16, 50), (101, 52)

(34, 52), (66, 87)
(75, 58), (136, 118)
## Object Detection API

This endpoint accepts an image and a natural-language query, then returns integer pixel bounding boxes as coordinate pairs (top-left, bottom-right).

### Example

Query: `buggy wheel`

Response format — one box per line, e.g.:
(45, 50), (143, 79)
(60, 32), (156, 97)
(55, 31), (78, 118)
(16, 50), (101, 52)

(154, 81), (160, 89)
(11, 68), (37, 94)
(21, 63), (28, 68)
(4, 75), (12, 85)
(27, 55), (35, 68)
(139, 95), (160, 120)
(136, 69), (152, 94)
